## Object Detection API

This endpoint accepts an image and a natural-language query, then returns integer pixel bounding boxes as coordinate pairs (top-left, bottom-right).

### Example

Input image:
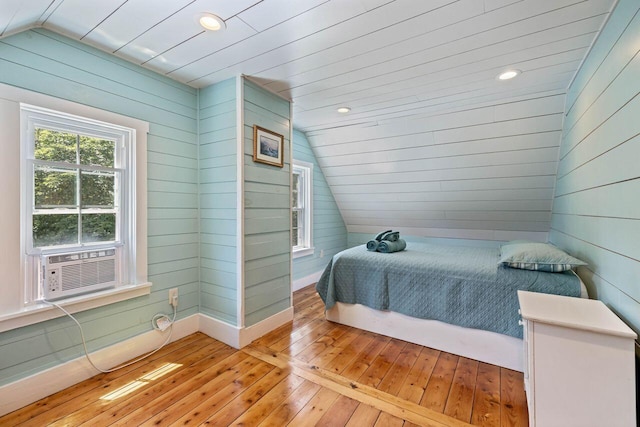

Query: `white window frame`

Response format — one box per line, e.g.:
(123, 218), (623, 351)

(21, 104), (138, 303)
(292, 159), (313, 259)
(0, 83), (150, 333)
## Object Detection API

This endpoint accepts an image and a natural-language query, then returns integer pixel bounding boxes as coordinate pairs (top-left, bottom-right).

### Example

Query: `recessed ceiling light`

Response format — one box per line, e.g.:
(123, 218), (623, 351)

(337, 107), (351, 113)
(497, 69), (521, 80)
(197, 13), (225, 31)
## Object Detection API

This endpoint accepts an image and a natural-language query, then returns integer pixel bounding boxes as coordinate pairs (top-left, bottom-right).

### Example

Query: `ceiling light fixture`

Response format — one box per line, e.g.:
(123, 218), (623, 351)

(497, 69), (521, 80)
(197, 13), (225, 31)
(337, 107), (351, 113)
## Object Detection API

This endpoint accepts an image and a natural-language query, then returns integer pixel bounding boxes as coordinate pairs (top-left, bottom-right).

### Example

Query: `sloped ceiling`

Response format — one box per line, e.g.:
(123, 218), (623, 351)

(0, 0), (616, 240)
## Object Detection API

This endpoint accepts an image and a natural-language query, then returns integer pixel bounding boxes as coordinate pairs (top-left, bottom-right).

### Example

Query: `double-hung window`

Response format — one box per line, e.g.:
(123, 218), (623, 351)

(21, 104), (136, 302)
(292, 160), (313, 258)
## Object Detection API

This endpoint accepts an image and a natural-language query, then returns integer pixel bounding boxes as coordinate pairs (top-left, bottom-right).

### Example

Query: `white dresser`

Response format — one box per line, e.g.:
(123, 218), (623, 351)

(517, 290), (637, 427)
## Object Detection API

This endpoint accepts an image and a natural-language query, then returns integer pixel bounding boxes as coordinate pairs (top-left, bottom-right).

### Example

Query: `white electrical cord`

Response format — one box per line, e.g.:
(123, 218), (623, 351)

(44, 300), (177, 374)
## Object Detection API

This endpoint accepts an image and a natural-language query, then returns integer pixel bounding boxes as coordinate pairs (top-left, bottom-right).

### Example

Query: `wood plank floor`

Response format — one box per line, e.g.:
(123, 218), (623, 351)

(0, 285), (528, 426)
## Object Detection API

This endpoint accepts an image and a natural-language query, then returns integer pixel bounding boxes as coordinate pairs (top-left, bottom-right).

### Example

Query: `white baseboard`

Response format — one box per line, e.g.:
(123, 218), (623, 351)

(0, 314), (199, 417)
(198, 307), (294, 349)
(292, 270), (323, 292)
(198, 313), (242, 348)
(239, 306), (293, 347)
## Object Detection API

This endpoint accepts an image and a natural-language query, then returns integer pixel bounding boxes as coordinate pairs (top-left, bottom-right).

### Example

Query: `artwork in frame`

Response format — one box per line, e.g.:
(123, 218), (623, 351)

(253, 125), (284, 168)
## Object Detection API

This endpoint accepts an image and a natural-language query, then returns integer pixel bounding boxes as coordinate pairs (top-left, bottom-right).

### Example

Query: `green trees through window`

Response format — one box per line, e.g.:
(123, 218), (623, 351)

(32, 128), (118, 247)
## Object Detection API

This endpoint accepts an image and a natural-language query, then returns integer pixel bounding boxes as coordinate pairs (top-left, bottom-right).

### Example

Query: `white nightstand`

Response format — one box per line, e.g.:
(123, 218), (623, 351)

(518, 290), (637, 427)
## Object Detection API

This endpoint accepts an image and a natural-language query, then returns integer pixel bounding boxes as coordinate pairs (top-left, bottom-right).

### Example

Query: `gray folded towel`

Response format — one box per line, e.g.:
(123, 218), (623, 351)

(374, 230), (392, 241)
(366, 240), (379, 251)
(377, 239), (406, 253)
(382, 231), (399, 242)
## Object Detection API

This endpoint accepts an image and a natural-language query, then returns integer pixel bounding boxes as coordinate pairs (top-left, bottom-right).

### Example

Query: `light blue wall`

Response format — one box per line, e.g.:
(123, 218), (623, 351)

(199, 77), (238, 324)
(243, 79), (292, 326)
(0, 29), (199, 385)
(549, 0), (640, 334)
(292, 130), (347, 280)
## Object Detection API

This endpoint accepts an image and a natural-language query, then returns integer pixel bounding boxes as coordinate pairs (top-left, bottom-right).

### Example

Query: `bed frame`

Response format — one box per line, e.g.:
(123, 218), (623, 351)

(326, 273), (587, 372)
(326, 302), (524, 371)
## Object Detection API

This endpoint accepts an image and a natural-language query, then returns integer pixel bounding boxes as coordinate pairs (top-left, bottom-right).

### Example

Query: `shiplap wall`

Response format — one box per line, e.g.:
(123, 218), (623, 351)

(199, 77), (238, 325)
(0, 29), (199, 385)
(550, 0), (640, 334)
(307, 92), (567, 243)
(292, 129), (347, 281)
(243, 79), (291, 327)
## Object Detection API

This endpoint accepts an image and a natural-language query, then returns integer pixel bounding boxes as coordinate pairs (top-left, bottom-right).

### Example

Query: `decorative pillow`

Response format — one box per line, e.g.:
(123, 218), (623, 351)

(499, 241), (587, 272)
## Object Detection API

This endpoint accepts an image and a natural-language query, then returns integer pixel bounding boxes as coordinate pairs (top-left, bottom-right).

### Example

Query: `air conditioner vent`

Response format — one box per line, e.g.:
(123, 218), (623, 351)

(43, 249), (117, 300)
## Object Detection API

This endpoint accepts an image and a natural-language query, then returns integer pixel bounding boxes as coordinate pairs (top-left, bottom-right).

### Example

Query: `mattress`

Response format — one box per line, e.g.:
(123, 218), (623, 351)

(316, 242), (582, 338)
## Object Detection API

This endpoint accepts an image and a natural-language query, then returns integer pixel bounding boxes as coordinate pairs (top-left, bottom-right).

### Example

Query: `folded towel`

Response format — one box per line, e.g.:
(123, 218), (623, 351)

(366, 240), (379, 251)
(374, 230), (393, 241)
(377, 239), (406, 253)
(382, 231), (399, 242)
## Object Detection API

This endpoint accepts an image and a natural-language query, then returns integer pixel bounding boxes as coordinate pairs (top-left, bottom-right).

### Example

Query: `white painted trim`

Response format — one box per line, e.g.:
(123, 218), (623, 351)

(198, 306), (294, 349)
(198, 312), (242, 348)
(326, 302), (524, 372)
(293, 270), (323, 292)
(292, 247), (315, 259)
(0, 313), (199, 416)
(292, 159), (313, 255)
(0, 283), (152, 333)
(236, 75), (245, 328)
(239, 306), (293, 347)
(289, 101), (294, 318)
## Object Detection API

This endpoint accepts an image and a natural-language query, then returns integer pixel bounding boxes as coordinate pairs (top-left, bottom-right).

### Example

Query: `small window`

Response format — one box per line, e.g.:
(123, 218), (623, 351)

(21, 104), (136, 302)
(292, 160), (313, 258)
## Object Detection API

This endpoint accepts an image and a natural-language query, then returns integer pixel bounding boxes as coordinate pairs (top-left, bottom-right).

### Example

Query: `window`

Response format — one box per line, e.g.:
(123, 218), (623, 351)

(21, 104), (136, 302)
(292, 160), (313, 258)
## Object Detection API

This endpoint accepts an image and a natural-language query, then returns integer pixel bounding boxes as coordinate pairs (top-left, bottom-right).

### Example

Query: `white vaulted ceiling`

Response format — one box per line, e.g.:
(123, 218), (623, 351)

(0, 0), (617, 240)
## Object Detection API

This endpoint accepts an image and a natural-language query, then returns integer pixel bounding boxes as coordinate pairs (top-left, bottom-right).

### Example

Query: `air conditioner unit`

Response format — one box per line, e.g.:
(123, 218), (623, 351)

(43, 249), (117, 300)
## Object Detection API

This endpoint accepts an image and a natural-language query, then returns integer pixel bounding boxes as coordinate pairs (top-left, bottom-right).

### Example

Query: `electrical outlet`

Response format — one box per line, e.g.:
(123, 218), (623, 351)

(169, 288), (178, 307)
(320, 249), (324, 258)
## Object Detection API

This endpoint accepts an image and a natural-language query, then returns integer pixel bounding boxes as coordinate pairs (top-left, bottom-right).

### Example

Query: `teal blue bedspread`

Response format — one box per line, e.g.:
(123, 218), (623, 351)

(315, 243), (581, 338)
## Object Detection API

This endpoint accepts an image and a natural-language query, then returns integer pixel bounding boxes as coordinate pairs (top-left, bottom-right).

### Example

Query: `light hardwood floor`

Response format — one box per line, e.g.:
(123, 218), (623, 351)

(0, 285), (528, 426)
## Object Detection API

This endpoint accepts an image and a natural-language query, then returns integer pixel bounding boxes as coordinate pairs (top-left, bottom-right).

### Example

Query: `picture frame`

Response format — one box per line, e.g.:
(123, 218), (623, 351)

(253, 125), (284, 168)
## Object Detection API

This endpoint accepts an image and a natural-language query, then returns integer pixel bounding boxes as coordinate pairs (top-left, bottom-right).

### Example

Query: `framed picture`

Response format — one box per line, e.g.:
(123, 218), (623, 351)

(253, 125), (284, 168)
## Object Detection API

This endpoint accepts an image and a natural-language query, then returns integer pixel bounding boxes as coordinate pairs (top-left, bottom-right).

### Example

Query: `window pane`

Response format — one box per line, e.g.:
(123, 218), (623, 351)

(79, 136), (115, 167)
(297, 224), (304, 247)
(34, 167), (77, 207)
(82, 213), (116, 243)
(292, 173), (300, 208)
(82, 172), (115, 207)
(33, 214), (78, 247)
(292, 210), (303, 247)
(34, 128), (77, 163)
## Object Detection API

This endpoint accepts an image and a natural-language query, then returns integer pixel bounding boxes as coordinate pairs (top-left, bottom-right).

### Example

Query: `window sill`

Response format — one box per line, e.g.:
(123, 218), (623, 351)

(293, 247), (315, 259)
(0, 282), (152, 333)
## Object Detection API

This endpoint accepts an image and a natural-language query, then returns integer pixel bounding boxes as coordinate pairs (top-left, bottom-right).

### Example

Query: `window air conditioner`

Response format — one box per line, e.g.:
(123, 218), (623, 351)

(42, 249), (117, 300)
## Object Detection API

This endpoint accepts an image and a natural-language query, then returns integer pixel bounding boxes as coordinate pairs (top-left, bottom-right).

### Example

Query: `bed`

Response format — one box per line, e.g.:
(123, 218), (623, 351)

(315, 242), (586, 371)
